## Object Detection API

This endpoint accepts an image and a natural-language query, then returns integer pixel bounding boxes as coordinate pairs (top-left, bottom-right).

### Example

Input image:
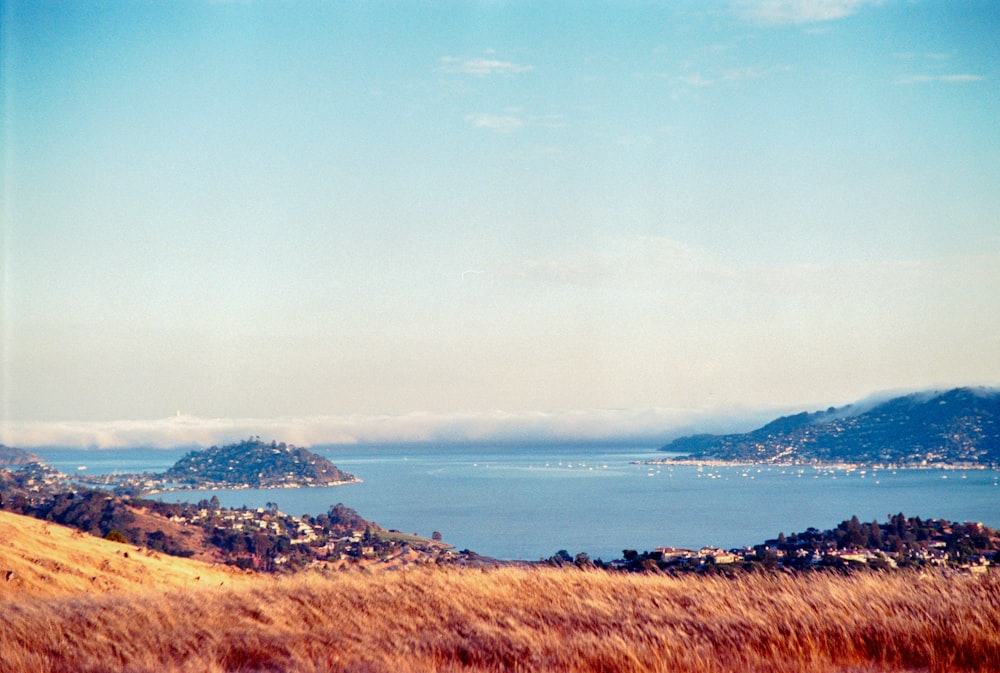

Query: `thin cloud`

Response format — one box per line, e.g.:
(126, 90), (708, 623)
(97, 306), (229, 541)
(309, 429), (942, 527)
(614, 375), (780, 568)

(896, 74), (985, 85)
(464, 109), (566, 134)
(735, 0), (882, 25)
(667, 64), (791, 93)
(894, 52), (956, 61)
(722, 65), (792, 81)
(439, 56), (533, 77)
(465, 113), (525, 133)
(677, 72), (716, 88)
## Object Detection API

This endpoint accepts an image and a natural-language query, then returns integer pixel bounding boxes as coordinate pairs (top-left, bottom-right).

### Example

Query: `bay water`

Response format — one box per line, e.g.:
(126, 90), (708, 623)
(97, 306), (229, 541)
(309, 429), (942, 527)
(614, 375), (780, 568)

(33, 444), (1000, 561)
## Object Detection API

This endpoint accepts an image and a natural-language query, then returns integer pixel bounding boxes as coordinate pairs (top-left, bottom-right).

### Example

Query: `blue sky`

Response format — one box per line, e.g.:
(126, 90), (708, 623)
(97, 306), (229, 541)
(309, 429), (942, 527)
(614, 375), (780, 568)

(2, 0), (999, 447)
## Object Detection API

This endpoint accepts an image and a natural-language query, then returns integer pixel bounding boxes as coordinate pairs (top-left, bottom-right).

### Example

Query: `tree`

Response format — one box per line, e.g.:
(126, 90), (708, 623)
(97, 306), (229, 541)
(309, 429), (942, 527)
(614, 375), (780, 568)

(104, 529), (127, 544)
(431, 531), (442, 542)
(549, 549), (573, 565)
(840, 515), (865, 547)
(328, 503), (366, 530)
(867, 519), (883, 548)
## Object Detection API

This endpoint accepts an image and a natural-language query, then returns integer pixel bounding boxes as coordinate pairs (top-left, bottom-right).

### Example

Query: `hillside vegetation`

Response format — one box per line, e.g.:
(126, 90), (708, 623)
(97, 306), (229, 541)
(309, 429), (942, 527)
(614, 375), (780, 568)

(0, 510), (251, 600)
(163, 438), (357, 488)
(1, 512), (999, 673)
(663, 387), (1000, 466)
(74, 437), (359, 494)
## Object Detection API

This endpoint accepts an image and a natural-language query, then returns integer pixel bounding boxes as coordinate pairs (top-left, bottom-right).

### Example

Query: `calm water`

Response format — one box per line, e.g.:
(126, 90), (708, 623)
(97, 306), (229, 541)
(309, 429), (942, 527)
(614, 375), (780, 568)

(34, 444), (1000, 561)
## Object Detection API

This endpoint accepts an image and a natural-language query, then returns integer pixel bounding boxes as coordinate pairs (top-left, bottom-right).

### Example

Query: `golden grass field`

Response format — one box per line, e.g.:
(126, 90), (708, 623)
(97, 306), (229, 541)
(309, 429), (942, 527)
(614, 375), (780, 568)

(1, 510), (998, 673)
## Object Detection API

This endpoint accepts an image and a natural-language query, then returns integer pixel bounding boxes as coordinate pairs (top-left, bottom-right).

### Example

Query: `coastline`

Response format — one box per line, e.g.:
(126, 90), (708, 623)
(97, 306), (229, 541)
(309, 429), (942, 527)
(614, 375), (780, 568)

(141, 476), (364, 497)
(23, 445), (1000, 561)
(635, 458), (994, 471)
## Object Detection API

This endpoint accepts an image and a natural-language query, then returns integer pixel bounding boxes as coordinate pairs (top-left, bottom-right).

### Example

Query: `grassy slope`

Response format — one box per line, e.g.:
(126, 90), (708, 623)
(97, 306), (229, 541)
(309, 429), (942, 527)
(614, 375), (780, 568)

(0, 510), (249, 600)
(1, 510), (999, 673)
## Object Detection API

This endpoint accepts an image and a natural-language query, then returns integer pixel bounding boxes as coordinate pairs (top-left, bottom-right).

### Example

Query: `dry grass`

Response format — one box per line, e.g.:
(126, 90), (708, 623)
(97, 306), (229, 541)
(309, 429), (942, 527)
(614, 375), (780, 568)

(1, 511), (999, 673)
(0, 510), (250, 600)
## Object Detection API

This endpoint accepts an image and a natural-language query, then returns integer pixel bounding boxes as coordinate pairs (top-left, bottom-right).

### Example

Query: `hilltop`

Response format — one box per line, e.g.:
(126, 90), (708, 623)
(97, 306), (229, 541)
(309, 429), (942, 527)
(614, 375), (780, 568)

(163, 438), (357, 489)
(661, 387), (1000, 467)
(79, 437), (359, 494)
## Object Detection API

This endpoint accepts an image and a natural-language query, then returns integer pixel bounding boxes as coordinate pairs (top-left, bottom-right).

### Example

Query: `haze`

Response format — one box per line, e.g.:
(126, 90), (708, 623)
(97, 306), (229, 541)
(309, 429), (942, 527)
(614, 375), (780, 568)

(2, 1), (998, 447)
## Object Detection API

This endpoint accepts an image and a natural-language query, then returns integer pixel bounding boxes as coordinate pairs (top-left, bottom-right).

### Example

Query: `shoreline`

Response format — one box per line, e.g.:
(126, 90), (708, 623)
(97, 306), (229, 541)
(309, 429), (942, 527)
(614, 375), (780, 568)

(141, 476), (364, 497)
(635, 458), (995, 471)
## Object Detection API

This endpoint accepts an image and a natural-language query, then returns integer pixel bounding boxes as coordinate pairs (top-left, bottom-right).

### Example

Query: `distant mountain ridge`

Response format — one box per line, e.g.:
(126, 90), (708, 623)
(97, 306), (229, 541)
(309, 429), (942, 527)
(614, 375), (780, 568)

(661, 387), (1000, 466)
(0, 445), (41, 466)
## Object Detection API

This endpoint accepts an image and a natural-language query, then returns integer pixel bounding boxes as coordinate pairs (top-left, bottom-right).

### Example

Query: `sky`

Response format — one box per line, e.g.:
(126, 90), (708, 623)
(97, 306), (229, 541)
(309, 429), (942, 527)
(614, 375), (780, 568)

(2, 0), (999, 448)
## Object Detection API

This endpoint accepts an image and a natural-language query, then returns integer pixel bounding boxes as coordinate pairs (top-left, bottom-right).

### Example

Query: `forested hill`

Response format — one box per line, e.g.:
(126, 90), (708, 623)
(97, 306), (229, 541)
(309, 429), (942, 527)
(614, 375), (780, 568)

(164, 438), (357, 488)
(661, 387), (1000, 466)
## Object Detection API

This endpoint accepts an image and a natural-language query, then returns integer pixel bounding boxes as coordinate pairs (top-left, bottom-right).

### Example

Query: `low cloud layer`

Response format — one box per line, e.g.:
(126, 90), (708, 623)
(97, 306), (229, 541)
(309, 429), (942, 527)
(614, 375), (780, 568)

(0, 406), (768, 450)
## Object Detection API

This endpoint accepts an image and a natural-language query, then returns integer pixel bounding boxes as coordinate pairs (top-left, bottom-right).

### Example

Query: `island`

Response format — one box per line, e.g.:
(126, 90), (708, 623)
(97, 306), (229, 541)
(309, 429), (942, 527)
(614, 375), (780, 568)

(163, 438), (358, 489)
(78, 437), (360, 495)
(0, 439), (466, 571)
(654, 387), (1000, 468)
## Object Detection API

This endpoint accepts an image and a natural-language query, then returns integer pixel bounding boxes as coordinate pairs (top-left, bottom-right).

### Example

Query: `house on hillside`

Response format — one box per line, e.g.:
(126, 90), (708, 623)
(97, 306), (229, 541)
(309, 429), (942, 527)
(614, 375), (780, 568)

(655, 547), (693, 561)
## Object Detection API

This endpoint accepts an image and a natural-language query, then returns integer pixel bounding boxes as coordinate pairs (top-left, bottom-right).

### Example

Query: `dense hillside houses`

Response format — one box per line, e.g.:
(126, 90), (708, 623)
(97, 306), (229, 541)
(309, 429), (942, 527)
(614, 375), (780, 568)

(662, 388), (1000, 467)
(0, 459), (452, 571)
(163, 438), (358, 489)
(604, 514), (998, 574)
(3, 436), (998, 575)
(77, 438), (360, 496)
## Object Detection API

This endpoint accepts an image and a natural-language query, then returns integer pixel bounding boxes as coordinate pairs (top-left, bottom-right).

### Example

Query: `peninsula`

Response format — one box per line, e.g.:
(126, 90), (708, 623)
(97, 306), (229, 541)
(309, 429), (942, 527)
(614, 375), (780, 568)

(657, 387), (1000, 468)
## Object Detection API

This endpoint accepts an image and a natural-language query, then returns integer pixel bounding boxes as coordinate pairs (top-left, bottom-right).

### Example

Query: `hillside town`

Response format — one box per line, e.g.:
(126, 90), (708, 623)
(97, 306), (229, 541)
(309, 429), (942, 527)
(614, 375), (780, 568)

(0, 459), (462, 571)
(75, 438), (361, 496)
(584, 514), (999, 574)
(661, 388), (1000, 467)
(2, 442), (998, 575)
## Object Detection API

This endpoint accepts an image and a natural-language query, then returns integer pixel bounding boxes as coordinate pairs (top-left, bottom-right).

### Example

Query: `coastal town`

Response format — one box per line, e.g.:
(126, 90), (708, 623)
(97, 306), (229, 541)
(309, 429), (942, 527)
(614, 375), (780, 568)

(0, 462), (462, 571)
(2, 439), (998, 575)
(599, 514), (997, 575)
(659, 388), (1000, 468)
(0, 442), (463, 571)
(73, 438), (362, 496)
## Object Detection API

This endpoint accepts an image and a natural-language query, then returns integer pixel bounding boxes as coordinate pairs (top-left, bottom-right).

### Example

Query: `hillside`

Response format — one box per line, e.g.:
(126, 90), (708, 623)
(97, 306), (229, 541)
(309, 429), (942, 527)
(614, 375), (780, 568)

(0, 510), (997, 673)
(1, 459), (454, 570)
(662, 387), (1000, 466)
(79, 437), (360, 494)
(163, 438), (357, 488)
(0, 510), (250, 601)
(0, 445), (40, 466)
(2, 509), (999, 672)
